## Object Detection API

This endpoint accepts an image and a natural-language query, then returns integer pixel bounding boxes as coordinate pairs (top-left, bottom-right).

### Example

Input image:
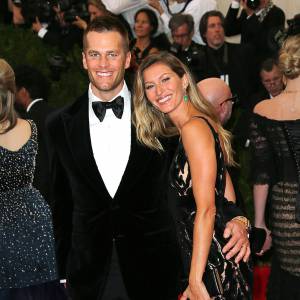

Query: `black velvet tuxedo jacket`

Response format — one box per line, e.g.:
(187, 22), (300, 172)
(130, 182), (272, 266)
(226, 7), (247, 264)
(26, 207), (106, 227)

(46, 92), (181, 300)
(225, 5), (285, 61)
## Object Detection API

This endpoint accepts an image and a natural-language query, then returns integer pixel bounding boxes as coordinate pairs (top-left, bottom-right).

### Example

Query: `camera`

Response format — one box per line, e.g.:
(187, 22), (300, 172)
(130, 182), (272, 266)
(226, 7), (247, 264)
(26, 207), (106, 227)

(58, 0), (89, 23)
(17, 0), (56, 24)
(15, 0), (88, 24)
(63, 3), (89, 23)
(246, 0), (260, 11)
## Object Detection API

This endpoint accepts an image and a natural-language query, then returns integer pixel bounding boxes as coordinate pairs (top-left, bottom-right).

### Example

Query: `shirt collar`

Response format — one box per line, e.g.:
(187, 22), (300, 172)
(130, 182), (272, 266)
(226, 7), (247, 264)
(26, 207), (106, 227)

(26, 98), (44, 112)
(88, 82), (131, 124)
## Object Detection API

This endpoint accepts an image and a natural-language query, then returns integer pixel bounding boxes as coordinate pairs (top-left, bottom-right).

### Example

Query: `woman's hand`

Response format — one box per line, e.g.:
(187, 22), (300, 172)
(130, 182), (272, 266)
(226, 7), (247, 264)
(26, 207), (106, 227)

(180, 282), (211, 300)
(256, 227), (272, 255)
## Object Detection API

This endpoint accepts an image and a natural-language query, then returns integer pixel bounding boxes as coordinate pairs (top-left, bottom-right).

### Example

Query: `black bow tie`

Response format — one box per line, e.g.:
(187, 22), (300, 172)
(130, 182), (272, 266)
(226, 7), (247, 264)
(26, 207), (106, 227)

(92, 96), (124, 122)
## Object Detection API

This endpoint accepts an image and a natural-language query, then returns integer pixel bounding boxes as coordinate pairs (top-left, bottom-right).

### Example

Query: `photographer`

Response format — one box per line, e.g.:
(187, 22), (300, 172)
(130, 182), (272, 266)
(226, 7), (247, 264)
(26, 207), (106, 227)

(12, 0), (85, 53)
(72, 0), (113, 30)
(33, 2), (84, 52)
(225, 0), (285, 62)
(168, 13), (205, 82)
(72, 0), (133, 39)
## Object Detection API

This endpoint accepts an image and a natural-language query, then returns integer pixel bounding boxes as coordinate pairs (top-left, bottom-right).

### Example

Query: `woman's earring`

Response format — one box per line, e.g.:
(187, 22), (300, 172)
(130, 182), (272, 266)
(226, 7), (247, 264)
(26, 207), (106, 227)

(183, 95), (189, 103)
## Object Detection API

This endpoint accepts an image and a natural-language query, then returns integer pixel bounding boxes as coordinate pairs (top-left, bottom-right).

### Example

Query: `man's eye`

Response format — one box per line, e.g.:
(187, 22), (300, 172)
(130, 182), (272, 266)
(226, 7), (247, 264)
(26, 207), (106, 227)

(162, 77), (170, 83)
(108, 53), (118, 58)
(89, 52), (99, 58)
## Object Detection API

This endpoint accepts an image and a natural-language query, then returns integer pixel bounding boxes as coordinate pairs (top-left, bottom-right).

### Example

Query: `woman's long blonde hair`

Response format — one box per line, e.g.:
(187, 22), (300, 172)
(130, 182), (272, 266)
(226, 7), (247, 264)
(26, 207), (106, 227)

(133, 52), (235, 165)
(0, 59), (17, 133)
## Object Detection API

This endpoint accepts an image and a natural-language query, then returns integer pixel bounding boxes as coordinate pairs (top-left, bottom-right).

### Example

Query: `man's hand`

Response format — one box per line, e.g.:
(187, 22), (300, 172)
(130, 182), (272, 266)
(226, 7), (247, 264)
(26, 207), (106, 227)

(72, 16), (87, 30)
(241, 0), (255, 16)
(12, 4), (25, 25)
(222, 219), (251, 263)
(32, 16), (43, 33)
(148, 0), (164, 15)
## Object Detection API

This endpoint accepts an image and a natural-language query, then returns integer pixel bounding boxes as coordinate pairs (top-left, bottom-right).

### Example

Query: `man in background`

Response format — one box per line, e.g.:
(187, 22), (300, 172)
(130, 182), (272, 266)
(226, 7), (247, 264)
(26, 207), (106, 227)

(248, 58), (284, 111)
(15, 65), (54, 205)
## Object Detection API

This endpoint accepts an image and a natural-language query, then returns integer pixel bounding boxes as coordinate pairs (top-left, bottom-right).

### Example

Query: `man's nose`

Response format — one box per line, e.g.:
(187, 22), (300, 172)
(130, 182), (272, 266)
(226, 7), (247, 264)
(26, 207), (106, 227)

(98, 56), (108, 67)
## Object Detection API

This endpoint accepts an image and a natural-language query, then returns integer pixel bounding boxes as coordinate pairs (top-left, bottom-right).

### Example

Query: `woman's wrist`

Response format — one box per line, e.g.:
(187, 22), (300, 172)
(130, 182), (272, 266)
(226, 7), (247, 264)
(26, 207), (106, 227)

(232, 216), (251, 233)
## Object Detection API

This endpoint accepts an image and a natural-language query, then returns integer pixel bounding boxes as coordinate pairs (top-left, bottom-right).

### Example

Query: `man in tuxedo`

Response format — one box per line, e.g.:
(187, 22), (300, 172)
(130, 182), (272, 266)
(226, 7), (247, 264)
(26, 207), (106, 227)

(14, 65), (54, 205)
(46, 16), (251, 300)
(198, 10), (258, 109)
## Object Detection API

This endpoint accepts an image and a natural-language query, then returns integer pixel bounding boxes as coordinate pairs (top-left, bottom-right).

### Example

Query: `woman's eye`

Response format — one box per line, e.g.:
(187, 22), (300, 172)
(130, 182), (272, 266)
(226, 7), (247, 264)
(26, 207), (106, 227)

(145, 84), (154, 90)
(162, 77), (170, 83)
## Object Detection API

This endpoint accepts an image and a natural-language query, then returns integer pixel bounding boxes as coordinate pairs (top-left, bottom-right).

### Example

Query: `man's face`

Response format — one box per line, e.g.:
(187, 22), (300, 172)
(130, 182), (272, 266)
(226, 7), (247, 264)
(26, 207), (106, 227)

(204, 16), (225, 49)
(260, 65), (284, 97)
(172, 23), (193, 50)
(82, 31), (131, 101)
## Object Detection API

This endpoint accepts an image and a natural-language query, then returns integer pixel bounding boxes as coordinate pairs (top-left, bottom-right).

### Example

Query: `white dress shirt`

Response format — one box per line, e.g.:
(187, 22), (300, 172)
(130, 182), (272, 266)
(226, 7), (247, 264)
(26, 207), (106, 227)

(88, 83), (131, 198)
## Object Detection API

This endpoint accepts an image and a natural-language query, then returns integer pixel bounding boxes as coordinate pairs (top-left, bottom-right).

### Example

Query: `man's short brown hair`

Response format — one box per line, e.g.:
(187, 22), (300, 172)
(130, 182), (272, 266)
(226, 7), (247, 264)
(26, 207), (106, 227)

(83, 16), (129, 52)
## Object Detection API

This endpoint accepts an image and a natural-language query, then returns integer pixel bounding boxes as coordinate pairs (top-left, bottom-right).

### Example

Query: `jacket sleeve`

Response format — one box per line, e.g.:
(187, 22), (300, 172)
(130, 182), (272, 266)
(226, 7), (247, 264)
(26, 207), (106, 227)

(45, 114), (73, 278)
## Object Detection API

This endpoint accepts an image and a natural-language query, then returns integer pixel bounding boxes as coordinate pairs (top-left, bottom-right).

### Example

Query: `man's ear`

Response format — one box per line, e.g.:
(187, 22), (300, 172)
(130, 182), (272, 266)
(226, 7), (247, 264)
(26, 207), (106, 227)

(125, 51), (131, 70)
(82, 52), (87, 70)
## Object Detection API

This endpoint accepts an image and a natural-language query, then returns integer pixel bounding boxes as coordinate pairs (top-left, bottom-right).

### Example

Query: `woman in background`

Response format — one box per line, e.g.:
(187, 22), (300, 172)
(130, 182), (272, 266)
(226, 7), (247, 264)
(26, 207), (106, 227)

(130, 8), (160, 71)
(0, 59), (65, 300)
(251, 34), (300, 300)
(133, 52), (252, 299)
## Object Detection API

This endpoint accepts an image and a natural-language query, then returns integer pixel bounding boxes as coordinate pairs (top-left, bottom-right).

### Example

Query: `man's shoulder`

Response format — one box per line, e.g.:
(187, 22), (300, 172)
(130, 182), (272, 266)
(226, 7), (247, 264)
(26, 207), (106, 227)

(270, 4), (285, 15)
(46, 92), (88, 129)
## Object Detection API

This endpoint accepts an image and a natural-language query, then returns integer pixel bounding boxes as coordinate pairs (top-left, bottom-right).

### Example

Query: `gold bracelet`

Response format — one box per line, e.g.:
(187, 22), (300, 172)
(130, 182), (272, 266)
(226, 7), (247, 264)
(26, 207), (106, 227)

(232, 216), (251, 233)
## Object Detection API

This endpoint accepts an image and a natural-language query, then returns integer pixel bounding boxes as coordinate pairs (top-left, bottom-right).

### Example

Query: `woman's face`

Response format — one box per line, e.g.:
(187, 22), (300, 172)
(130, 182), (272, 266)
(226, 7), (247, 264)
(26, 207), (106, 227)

(134, 12), (153, 38)
(143, 62), (187, 114)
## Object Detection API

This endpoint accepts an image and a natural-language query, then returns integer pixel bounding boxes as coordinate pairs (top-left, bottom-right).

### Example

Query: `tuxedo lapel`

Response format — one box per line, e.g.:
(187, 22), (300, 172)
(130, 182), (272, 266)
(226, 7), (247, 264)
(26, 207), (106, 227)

(61, 95), (112, 201)
(114, 125), (152, 201)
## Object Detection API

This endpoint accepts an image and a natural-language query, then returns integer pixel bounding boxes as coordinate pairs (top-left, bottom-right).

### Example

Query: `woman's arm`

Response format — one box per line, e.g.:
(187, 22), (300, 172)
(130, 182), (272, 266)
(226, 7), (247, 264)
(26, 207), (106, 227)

(181, 118), (217, 299)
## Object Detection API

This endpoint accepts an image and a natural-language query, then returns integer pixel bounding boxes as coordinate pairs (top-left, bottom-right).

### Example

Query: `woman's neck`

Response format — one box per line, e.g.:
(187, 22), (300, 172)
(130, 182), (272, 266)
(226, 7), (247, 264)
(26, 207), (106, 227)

(284, 77), (300, 93)
(169, 102), (200, 132)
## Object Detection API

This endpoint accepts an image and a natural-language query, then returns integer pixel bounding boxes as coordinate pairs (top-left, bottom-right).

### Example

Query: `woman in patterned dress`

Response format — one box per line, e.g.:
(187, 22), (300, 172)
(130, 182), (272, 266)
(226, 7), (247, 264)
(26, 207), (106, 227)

(251, 34), (300, 299)
(0, 59), (66, 299)
(133, 52), (252, 300)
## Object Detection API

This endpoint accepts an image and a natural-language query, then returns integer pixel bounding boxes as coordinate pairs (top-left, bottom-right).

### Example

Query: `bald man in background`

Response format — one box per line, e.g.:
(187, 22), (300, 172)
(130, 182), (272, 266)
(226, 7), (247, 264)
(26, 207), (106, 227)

(197, 77), (234, 125)
(198, 77), (267, 255)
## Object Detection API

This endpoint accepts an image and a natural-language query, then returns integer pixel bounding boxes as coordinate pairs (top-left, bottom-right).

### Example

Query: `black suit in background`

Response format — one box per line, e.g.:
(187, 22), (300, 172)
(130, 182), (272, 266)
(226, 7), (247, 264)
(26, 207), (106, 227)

(225, 5), (285, 61)
(46, 92), (181, 300)
(26, 100), (55, 205)
(248, 88), (270, 112)
(197, 42), (258, 109)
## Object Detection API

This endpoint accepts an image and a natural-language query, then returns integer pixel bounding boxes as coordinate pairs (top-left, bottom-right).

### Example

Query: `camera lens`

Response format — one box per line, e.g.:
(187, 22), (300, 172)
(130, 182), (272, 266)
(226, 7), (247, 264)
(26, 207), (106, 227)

(246, 0), (260, 10)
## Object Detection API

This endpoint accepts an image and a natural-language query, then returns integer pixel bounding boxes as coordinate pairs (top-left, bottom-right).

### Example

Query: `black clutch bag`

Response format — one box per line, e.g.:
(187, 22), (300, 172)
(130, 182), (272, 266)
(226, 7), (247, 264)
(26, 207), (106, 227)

(203, 262), (224, 297)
